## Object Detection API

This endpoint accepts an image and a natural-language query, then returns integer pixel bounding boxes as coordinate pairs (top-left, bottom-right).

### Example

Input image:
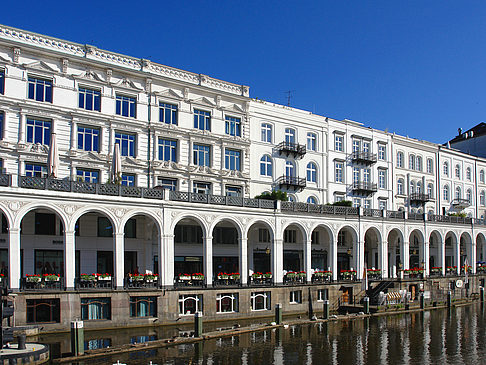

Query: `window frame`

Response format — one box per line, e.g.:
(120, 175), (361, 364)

(78, 86), (101, 111)
(225, 115), (241, 137)
(194, 109), (211, 131)
(115, 132), (136, 157)
(115, 94), (137, 118)
(159, 102), (178, 125)
(28, 75), (53, 103)
(158, 138), (177, 162)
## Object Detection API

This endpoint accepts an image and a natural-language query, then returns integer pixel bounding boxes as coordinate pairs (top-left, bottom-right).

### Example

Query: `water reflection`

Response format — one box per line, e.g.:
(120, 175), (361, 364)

(37, 303), (486, 364)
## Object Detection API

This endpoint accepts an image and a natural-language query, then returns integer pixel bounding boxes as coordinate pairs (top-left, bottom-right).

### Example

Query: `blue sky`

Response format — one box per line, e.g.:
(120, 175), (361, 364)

(3, 1), (486, 144)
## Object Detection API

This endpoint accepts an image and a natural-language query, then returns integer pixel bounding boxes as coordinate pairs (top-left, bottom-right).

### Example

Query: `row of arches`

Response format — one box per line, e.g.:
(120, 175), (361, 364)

(1, 202), (485, 290)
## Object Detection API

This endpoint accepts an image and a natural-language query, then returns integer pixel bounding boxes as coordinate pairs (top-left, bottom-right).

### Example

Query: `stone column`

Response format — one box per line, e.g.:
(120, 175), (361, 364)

(454, 241), (460, 275)
(8, 227), (21, 291)
(160, 234), (174, 287)
(100, 126), (107, 154)
(471, 242), (477, 274)
(204, 235), (213, 286)
(380, 239), (388, 279)
(423, 241), (430, 277)
(18, 113), (26, 143)
(330, 233), (338, 281)
(114, 232), (125, 289)
(272, 238), (284, 284)
(439, 240), (446, 276)
(356, 239), (364, 280)
(304, 237), (311, 283)
(70, 120), (77, 150)
(64, 230), (76, 290)
(401, 241), (410, 270)
(239, 235), (248, 285)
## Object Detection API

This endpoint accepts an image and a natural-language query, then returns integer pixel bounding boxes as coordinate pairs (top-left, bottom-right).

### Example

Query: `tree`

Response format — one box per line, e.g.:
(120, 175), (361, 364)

(255, 190), (288, 201)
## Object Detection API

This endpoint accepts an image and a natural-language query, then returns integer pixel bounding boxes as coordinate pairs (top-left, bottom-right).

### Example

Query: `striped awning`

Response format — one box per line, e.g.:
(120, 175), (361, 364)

(386, 292), (401, 300)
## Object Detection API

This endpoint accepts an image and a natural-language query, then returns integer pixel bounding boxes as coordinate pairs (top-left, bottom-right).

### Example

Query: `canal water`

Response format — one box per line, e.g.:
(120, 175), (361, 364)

(43, 303), (486, 364)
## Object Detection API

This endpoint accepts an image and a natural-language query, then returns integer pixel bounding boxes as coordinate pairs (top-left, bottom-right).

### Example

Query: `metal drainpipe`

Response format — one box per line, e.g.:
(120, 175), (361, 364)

(147, 92), (151, 188)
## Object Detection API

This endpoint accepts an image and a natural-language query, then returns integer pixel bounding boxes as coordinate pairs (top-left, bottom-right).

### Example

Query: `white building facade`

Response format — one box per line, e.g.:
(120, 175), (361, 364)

(0, 25), (485, 329)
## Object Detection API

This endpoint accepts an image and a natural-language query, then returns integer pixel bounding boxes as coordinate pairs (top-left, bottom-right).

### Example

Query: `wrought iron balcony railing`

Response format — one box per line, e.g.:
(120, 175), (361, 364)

(276, 175), (306, 191)
(277, 141), (306, 158)
(410, 193), (431, 203)
(351, 182), (377, 195)
(350, 151), (377, 164)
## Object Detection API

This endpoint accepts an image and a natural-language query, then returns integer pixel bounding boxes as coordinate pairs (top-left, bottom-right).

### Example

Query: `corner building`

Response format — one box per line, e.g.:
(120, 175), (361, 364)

(0, 24), (484, 332)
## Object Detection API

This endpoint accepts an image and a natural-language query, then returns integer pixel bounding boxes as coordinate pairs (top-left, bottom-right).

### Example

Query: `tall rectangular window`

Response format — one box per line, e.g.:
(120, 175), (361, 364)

(194, 109), (211, 131)
(307, 133), (317, 151)
(0, 69), (4, 95)
(158, 138), (177, 162)
(121, 174), (135, 186)
(27, 118), (51, 145)
(116, 94), (136, 118)
(352, 139), (360, 152)
(335, 134), (344, 151)
(158, 177), (177, 191)
(335, 161), (344, 183)
(225, 149), (241, 171)
(378, 170), (386, 189)
(353, 167), (360, 183)
(261, 123), (272, 143)
(81, 298), (111, 320)
(28, 76), (52, 102)
(115, 133), (135, 157)
(77, 126), (99, 152)
(159, 103), (178, 124)
(130, 297), (157, 317)
(25, 163), (47, 178)
(225, 116), (241, 137)
(76, 169), (99, 183)
(193, 144), (210, 167)
(363, 168), (370, 183)
(0, 112), (3, 140)
(378, 144), (386, 160)
(79, 87), (101, 111)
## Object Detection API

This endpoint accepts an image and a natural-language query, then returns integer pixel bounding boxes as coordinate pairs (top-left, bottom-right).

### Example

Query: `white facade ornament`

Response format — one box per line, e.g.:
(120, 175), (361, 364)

(12, 47), (20, 63)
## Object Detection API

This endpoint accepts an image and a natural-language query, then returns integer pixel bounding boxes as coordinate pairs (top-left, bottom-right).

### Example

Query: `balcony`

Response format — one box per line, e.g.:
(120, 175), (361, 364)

(276, 176), (306, 192)
(410, 193), (431, 204)
(350, 151), (377, 165)
(351, 182), (377, 195)
(451, 198), (471, 209)
(277, 141), (306, 159)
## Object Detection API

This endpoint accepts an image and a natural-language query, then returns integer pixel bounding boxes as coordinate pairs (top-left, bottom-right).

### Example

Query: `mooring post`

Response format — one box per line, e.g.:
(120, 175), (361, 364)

(194, 311), (203, 337)
(363, 297), (370, 314)
(275, 303), (282, 325)
(447, 291), (452, 308)
(323, 300), (329, 319)
(70, 320), (84, 356)
(480, 287), (484, 302)
(420, 293), (425, 309)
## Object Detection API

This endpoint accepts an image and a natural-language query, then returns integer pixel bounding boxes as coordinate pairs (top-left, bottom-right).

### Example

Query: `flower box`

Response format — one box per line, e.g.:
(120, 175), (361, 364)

(230, 274), (240, 280)
(26, 275), (41, 283)
(218, 274), (230, 280)
(132, 275), (144, 281)
(98, 276), (111, 281)
(80, 274), (97, 282)
(192, 275), (204, 280)
(252, 273), (263, 279)
(144, 275), (157, 282)
(179, 275), (191, 281)
(44, 274), (60, 282)
(263, 273), (272, 279)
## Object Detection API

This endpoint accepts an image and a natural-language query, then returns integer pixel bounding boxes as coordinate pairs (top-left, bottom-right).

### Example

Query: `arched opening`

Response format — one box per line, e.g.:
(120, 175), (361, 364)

(123, 214), (160, 288)
(73, 211), (117, 288)
(20, 208), (65, 289)
(408, 230), (424, 270)
(282, 224), (305, 273)
(174, 217), (204, 285)
(212, 219), (240, 284)
(364, 228), (381, 275)
(337, 226), (357, 278)
(310, 225), (332, 280)
(0, 212), (8, 284)
(476, 233), (486, 272)
(429, 230), (442, 275)
(460, 232), (472, 273)
(444, 231), (457, 274)
(247, 221), (274, 279)
(387, 228), (403, 278)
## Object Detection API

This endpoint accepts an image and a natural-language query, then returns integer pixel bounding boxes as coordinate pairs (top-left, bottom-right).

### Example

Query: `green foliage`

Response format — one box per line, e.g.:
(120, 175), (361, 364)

(255, 190), (288, 201)
(326, 200), (352, 207)
(447, 212), (467, 218)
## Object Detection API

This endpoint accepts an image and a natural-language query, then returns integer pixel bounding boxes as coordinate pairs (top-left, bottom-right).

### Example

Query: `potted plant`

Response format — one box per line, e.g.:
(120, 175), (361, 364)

(297, 271), (306, 279)
(217, 272), (230, 280)
(230, 273), (240, 280)
(44, 273), (60, 282)
(98, 273), (111, 281)
(80, 273), (97, 282)
(263, 272), (272, 279)
(192, 273), (204, 280)
(286, 271), (297, 279)
(431, 267), (442, 275)
(144, 273), (158, 282)
(26, 274), (41, 283)
(132, 274), (144, 281)
(252, 272), (263, 279)
(179, 273), (191, 281)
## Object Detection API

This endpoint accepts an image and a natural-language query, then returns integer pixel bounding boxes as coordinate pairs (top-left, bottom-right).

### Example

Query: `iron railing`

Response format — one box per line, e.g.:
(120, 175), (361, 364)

(276, 176), (306, 191)
(277, 141), (306, 158)
(350, 151), (377, 164)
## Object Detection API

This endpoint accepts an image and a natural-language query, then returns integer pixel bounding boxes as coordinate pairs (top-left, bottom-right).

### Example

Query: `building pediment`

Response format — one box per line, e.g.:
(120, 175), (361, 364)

(111, 77), (143, 91)
(73, 69), (106, 83)
(23, 60), (58, 73)
(221, 103), (245, 113)
(156, 88), (183, 100)
(190, 96), (216, 108)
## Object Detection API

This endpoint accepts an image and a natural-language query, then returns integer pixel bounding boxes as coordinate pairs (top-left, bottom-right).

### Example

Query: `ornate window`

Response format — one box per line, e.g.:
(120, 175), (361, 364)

(260, 155), (272, 177)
